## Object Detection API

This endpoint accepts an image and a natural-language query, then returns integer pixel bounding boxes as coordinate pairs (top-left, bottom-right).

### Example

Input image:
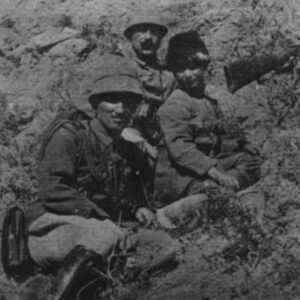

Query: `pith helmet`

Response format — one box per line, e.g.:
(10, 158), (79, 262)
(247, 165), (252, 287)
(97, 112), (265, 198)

(124, 6), (168, 40)
(87, 53), (143, 107)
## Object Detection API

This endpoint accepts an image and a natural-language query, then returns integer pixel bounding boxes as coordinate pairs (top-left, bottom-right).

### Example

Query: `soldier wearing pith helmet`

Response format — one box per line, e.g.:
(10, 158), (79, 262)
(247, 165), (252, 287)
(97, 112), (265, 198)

(22, 53), (156, 300)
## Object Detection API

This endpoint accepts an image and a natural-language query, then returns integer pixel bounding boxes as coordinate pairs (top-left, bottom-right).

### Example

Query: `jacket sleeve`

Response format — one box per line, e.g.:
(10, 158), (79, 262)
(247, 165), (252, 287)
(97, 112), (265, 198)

(38, 125), (110, 220)
(158, 92), (218, 178)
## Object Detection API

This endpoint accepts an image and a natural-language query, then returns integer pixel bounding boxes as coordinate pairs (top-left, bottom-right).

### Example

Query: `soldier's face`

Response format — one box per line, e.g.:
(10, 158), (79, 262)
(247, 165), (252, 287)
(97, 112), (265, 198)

(174, 52), (209, 94)
(96, 94), (140, 134)
(175, 66), (205, 92)
(130, 25), (163, 58)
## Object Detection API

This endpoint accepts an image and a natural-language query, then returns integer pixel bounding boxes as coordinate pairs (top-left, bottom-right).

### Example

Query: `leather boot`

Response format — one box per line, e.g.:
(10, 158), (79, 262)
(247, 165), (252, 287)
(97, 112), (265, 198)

(48, 245), (104, 300)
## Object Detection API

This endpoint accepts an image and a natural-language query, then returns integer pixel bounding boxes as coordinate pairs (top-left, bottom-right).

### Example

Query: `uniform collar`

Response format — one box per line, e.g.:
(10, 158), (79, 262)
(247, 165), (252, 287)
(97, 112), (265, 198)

(128, 48), (160, 70)
(178, 84), (205, 100)
(89, 118), (114, 147)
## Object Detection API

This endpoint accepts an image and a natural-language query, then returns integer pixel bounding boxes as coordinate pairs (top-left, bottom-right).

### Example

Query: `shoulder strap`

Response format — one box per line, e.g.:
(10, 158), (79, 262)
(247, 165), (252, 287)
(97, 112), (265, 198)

(38, 104), (92, 159)
(39, 115), (113, 183)
(79, 128), (113, 182)
(159, 64), (165, 103)
(38, 119), (78, 161)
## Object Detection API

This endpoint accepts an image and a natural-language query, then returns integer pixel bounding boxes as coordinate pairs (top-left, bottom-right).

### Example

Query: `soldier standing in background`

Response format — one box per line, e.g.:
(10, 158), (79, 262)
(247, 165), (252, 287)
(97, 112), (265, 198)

(123, 5), (177, 146)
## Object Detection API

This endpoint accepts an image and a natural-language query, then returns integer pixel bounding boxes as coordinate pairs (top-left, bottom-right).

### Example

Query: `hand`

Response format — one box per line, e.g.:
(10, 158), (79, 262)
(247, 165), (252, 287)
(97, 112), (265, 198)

(135, 207), (156, 228)
(121, 128), (147, 152)
(208, 167), (240, 189)
(121, 127), (143, 140)
(243, 156), (262, 171)
(121, 127), (158, 161)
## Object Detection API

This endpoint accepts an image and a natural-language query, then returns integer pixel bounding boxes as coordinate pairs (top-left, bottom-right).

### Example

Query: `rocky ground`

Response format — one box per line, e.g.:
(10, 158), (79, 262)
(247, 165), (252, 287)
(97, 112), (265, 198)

(1, 0), (300, 299)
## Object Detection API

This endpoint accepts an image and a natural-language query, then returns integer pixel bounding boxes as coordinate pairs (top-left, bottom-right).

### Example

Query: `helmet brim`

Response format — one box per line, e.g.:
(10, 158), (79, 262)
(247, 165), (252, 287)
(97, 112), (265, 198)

(88, 75), (143, 108)
(124, 23), (168, 40)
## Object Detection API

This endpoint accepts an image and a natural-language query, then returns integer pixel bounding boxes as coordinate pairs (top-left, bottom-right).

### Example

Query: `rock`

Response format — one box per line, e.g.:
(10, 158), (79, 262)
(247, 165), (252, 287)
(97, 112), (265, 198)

(30, 27), (79, 52)
(195, 233), (210, 245)
(14, 118), (43, 151)
(0, 57), (15, 76)
(0, 34), (10, 53)
(0, 74), (11, 93)
(48, 38), (92, 58)
(6, 45), (31, 66)
(8, 96), (40, 128)
(61, 27), (78, 36)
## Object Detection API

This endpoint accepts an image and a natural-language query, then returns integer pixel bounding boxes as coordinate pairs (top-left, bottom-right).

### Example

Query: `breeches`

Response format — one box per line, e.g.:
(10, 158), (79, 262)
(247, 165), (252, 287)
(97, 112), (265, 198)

(28, 213), (125, 269)
(28, 213), (179, 270)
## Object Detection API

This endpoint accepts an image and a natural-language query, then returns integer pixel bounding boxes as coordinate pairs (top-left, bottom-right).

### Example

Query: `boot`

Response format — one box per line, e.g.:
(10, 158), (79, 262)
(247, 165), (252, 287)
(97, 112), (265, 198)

(48, 245), (104, 300)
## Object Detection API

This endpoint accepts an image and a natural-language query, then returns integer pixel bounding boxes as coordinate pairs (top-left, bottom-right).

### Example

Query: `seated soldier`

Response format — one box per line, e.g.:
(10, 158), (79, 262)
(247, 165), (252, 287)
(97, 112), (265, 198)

(24, 54), (157, 299)
(153, 31), (261, 228)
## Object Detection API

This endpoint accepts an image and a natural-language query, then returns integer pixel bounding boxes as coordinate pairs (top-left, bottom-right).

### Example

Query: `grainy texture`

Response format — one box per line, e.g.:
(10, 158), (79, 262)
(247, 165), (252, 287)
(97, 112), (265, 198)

(1, 0), (300, 299)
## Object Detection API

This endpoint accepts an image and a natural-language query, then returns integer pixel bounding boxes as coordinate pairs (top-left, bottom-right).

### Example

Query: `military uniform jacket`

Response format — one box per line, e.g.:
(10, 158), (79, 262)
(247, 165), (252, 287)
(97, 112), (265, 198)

(26, 118), (148, 225)
(128, 50), (176, 104)
(154, 88), (224, 208)
(125, 51), (176, 145)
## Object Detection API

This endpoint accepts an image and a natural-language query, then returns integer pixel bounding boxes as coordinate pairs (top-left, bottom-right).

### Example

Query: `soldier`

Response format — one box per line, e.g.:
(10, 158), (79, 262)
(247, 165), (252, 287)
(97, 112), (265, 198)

(123, 5), (177, 145)
(154, 31), (261, 227)
(24, 54), (156, 299)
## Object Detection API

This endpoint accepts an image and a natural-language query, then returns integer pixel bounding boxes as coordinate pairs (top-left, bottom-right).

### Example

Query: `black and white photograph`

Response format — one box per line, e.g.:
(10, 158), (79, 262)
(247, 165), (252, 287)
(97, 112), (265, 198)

(0, 0), (300, 299)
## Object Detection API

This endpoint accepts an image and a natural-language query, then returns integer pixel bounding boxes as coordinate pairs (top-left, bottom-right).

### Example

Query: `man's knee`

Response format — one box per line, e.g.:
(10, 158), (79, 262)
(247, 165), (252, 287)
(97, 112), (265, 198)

(28, 223), (84, 268)
(79, 218), (127, 257)
(28, 215), (127, 268)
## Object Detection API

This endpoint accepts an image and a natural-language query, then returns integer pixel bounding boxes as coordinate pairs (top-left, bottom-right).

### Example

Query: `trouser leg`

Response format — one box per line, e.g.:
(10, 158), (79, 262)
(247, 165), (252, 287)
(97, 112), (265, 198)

(156, 193), (208, 228)
(217, 153), (261, 189)
(28, 213), (126, 269)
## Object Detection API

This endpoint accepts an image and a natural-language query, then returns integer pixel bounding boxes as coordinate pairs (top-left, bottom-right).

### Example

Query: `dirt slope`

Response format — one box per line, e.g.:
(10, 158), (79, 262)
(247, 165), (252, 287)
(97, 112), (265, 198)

(1, 0), (300, 299)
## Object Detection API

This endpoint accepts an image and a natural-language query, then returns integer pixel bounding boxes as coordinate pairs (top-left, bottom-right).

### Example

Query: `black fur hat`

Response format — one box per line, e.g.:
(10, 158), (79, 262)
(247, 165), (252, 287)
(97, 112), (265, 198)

(166, 31), (210, 70)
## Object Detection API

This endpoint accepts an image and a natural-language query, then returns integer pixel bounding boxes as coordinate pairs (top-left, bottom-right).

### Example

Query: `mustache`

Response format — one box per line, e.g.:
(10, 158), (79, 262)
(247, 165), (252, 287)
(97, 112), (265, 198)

(140, 40), (155, 49)
(112, 110), (131, 120)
